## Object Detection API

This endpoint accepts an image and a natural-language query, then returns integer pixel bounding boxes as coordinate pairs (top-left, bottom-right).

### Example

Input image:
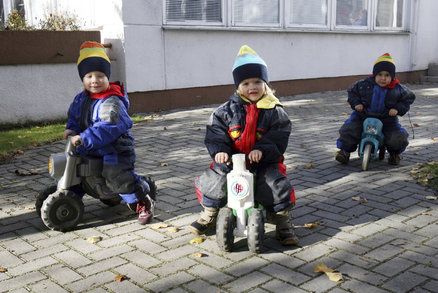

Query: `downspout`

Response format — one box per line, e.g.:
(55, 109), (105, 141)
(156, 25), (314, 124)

(408, 0), (420, 72)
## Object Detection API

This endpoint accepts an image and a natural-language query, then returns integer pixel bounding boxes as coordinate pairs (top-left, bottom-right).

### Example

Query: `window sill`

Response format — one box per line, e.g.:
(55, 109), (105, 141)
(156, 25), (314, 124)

(162, 25), (410, 35)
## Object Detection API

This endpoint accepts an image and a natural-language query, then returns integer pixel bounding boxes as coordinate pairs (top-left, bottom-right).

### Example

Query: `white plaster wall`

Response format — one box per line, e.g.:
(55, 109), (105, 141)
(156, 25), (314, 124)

(122, 0), (438, 92)
(0, 64), (82, 124)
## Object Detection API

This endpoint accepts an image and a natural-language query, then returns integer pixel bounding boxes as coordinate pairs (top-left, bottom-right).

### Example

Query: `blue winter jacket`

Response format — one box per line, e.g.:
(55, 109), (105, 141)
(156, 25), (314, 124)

(66, 85), (133, 157)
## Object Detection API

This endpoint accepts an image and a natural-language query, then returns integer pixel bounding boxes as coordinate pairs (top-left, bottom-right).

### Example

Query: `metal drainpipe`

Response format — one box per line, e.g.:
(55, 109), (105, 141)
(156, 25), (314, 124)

(409, 0), (420, 72)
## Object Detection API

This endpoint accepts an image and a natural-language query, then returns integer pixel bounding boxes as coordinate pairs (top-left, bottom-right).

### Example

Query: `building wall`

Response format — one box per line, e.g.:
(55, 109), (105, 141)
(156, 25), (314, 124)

(123, 0), (438, 94)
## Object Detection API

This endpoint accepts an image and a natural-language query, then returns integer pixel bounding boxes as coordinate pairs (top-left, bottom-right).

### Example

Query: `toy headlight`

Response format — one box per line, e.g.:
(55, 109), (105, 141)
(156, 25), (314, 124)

(48, 156), (54, 176)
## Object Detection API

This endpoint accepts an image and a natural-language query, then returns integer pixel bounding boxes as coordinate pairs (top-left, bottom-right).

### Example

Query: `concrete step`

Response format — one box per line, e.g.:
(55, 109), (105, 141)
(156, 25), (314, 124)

(428, 63), (438, 76)
(421, 75), (438, 83)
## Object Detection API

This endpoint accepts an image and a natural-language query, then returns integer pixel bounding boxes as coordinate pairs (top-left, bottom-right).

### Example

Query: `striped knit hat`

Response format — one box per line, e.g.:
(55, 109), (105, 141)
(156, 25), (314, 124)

(373, 53), (396, 78)
(77, 41), (111, 80)
(232, 45), (268, 87)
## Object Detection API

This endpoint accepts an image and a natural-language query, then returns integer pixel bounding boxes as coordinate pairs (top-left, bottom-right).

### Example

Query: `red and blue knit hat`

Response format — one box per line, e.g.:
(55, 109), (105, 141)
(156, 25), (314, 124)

(232, 45), (268, 87)
(77, 41), (111, 80)
(373, 53), (396, 78)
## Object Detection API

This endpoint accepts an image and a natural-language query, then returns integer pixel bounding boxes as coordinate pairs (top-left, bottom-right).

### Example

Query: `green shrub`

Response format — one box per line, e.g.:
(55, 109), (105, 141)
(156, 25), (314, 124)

(5, 9), (34, 30)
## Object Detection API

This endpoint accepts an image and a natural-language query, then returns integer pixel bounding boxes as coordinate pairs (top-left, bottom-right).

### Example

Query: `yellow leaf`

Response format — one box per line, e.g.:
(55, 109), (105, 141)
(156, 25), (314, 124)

(114, 274), (128, 282)
(167, 227), (179, 233)
(352, 196), (368, 203)
(303, 162), (315, 169)
(87, 236), (103, 244)
(0, 267), (7, 273)
(192, 252), (207, 258)
(314, 263), (333, 273)
(151, 223), (169, 229)
(425, 195), (437, 200)
(304, 221), (320, 229)
(190, 237), (205, 244)
(160, 162), (168, 167)
(326, 271), (343, 282)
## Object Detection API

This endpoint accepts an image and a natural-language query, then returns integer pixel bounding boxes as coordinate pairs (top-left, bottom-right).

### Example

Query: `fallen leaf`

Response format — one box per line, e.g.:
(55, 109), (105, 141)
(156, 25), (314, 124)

(304, 221), (320, 229)
(432, 137), (438, 141)
(87, 236), (103, 244)
(303, 162), (315, 169)
(160, 162), (168, 167)
(114, 274), (128, 282)
(14, 169), (40, 176)
(167, 227), (179, 233)
(314, 263), (343, 282)
(0, 267), (7, 273)
(151, 223), (169, 229)
(192, 252), (207, 258)
(190, 237), (205, 244)
(352, 196), (368, 203)
(425, 195), (437, 200)
(413, 123), (420, 127)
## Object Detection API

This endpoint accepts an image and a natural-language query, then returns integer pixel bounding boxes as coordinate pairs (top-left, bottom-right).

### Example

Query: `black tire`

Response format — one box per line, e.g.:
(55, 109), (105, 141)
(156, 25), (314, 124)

(378, 146), (386, 160)
(35, 184), (57, 217)
(216, 208), (235, 252)
(362, 143), (372, 171)
(41, 191), (84, 232)
(247, 208), (265, 253)
(100, 198), (121, 207)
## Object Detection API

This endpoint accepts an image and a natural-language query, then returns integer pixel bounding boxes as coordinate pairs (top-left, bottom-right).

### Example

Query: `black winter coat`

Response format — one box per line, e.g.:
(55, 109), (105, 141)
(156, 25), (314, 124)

(205, 93), (291, 164)
(347, 77), (415, 116)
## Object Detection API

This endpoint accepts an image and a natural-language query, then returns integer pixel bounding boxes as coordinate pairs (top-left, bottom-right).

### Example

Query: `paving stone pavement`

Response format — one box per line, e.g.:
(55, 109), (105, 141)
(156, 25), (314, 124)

(0, 84), (437, 293)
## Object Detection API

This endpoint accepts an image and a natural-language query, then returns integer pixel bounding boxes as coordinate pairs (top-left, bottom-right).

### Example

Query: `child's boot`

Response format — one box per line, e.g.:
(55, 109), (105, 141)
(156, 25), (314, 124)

(388, 153), (401, 165)
(273, 208), (299, 246)
(335, 150), (350, 164)
(189, 206), (219, 235)
(135, 177), (157, 225)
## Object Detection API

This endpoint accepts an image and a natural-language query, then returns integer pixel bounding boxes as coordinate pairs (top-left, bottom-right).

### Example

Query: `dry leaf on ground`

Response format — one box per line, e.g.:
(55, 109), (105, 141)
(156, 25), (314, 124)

(87, 236), (103, 244)
(425, 195), (437, 200)
(314, 263), (343, 282)
(159, 162), (168, 167)
(413, 123), (420, 127)
(0, 267), (7, 273)
(304, 221), (320, 229)
(114, 274), (128, 282)
(167, 227), (179, 233)
(303, 162), (315, 169)
(352, 196), (368, 203)
(190, 237), (205, 244)
(192, 252), (207, 258)
(151, 223), (169, 229)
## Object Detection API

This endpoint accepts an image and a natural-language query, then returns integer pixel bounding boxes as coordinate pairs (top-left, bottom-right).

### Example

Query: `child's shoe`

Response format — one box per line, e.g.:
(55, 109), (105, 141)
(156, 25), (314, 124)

(388, 153), (401, 165)
(273, 208), (299, 246)
(335, 150), (350, 164)
(189, 206), (219, 235)
(136, 195), (155, 225)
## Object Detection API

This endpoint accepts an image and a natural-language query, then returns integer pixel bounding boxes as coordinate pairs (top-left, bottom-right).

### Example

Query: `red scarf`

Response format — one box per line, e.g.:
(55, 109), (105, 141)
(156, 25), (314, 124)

(386, 77), (400, 89)
(89, 82), (124, 100)
(234, 103), (259, 154)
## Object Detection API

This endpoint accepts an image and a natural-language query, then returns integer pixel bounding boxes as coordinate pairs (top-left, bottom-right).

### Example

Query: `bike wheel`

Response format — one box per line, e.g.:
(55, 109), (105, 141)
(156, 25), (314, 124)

(362, 143), (372, 171)
(41, 191), (84, 232)
(247, 208), (264, 253)
(216, 208), (235, 252)
(35, 184), (57, 217)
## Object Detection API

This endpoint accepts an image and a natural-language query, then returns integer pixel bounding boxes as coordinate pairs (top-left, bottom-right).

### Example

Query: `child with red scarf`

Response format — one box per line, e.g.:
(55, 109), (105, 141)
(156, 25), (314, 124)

(65, 41), (155, 225)
(336, 53), (415, 165)
(189, 45), (298, 246)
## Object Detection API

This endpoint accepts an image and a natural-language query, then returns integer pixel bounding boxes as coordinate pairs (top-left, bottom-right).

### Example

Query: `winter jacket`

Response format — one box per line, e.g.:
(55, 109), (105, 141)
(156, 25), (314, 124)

(205, 93), (291, 164)
(66, 83), (134, 157)
(347, 77), (415, 116)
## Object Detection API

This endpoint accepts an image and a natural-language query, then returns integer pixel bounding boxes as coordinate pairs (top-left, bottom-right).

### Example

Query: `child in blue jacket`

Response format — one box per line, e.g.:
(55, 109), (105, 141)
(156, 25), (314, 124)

(65, 41), (155, 225)
(336, 53), (415, 165)
(189, 45), (298, 246)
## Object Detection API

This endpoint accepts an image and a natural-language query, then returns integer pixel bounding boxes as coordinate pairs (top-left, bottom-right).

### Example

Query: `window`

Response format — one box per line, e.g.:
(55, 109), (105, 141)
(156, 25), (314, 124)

(163, 0), (408, 32)
(233, 0), (280, 26)
(375, 0), (404, 29)
(289, 0), (328, 27)
(165, 0), (222, 23)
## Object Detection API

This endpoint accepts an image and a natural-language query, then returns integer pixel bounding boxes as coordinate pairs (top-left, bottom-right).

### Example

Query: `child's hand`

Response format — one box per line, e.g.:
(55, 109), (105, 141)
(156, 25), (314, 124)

(354, 104), (364, 112)
(389, 108), (398, 116)
(70, 135), (82, 146)
(248, 150), (262, 164)
(215, 152), (229, 164)
(63, 129), (77, 139)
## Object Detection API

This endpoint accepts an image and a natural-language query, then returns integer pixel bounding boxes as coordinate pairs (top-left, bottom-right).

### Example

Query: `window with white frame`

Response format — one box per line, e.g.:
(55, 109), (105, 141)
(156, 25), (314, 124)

(164, 0), (408, 32)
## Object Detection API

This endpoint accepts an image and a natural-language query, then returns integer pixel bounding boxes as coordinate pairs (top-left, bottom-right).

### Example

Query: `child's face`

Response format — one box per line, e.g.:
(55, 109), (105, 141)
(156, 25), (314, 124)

(238, 78), (265, 103)
(82, 71), (109, 94)
(375, 71), (392, 87)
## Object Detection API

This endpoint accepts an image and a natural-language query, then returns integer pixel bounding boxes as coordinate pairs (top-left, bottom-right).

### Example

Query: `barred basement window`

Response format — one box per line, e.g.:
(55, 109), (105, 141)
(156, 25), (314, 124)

(165, 0), (222, 23)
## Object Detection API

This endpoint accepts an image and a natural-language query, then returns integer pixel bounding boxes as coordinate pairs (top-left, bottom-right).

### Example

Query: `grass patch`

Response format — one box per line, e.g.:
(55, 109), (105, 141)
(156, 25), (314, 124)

(411, 161), (438, 191)
(0, 114), (153, 162)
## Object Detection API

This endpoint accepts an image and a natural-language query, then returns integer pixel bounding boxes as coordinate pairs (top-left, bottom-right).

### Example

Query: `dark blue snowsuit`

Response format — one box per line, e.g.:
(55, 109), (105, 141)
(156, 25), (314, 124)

(337, 77), (415, 154)
(66, 83), (148, 204)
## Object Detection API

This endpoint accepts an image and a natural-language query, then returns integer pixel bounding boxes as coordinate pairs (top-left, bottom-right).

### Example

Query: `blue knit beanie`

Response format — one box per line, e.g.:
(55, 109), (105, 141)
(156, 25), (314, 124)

(232, 45), (268, 87)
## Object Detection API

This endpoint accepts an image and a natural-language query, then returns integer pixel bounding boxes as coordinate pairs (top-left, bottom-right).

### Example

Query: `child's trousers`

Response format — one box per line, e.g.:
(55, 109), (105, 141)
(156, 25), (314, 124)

(195, 160), (295, 212)
(336, 112), (409, 154)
